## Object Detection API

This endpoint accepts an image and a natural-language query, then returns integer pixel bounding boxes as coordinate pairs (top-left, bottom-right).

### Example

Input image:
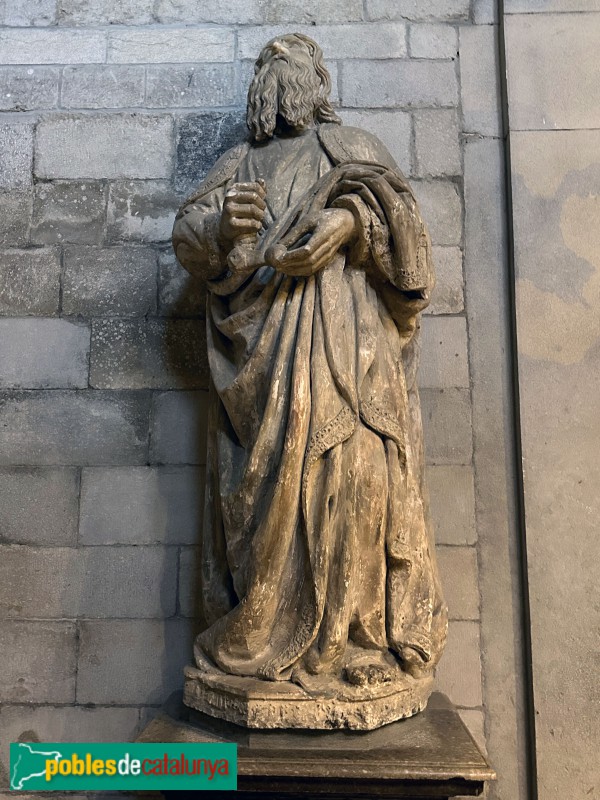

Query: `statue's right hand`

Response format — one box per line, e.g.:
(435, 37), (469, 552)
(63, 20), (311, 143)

(219, 181), (267, 246)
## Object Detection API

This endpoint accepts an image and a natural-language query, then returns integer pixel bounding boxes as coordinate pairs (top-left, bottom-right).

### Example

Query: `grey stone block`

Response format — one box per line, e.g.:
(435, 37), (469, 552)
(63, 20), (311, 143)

(77, 618), (194, 704)
(261, 0), (364, 23)
(0, 544), (177, 619)
(150, 390), (209, 465)
(0, 248), (60, 316)
(146, 64), (235, 109)
(108, 28), (234, 64)
(505, 13), (600, 130)
(341, 59), (458, 108)
(0, 121), (33, 190)
(434, 621), (482, 707)
(472, 0), (497, 23)
(238, 23), (407, 60)
(63, 245), (157, 317)
(0, 706), (140, 790)
(338, 110), (411, 176)
(32, 181), (106, 245)
(0, 468), (79, 546)
(178, 546), (202, 620)
(412, 180), (462, 246)
(421, 388), (473, 465)
(436, 546), (479, 620)
(367, 0), (469, 20)
(0, 67), (59, 111)
(0, 620), (76, 703)
(175, 112), (247, 194)
(0, 29), (105, 65)
(505, 0), (600, 9)
(0, 192), (31, 247)
(414, 108), (461, 178)
(426, 464), (476, 545)
(106, 181), (178, 243)
(158, 248), (207, 318)
(61, 66), (145, 110)
(80, 466), (204, 545)
(459, 25), (502, 136)
(408, 23), (458, 59)
(419, 316), (469, 389)
(35, 114), (173, 180)
(90, 319), (208, 390)
(0, 0), (56, 25)
(58, 0), (154, 24)
(427, 246), (464, 314)
(0, 391), (150, 466)
(0, 318), (89, 389)
(155, 0), (263, 23)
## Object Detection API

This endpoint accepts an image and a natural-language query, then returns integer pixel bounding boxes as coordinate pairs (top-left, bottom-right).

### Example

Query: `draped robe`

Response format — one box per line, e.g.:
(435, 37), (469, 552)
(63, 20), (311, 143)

(172, 124), (447, 688)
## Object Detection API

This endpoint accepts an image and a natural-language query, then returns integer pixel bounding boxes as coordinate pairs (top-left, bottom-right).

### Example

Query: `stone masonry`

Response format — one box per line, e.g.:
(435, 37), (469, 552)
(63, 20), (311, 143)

(0, 3), (513, 798)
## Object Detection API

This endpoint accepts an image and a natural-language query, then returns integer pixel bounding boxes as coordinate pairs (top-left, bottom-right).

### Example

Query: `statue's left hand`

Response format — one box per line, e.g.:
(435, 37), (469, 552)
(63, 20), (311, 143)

(265, 208), (356, 277)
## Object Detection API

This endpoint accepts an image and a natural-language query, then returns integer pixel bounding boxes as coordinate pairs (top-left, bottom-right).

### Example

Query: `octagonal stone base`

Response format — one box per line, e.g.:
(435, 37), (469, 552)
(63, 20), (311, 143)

(183, 660), (434, 730)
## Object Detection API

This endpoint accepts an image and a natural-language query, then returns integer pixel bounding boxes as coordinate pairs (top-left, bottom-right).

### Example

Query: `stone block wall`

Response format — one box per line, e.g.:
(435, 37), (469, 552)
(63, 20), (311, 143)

(0, 2), (512, 797)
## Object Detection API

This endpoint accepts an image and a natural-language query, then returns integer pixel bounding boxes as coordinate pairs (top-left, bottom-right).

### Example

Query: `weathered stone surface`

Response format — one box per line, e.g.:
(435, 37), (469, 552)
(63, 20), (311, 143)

(436, 546), (479, 620)
(155, 0), (263, 23)
(341, 59), (458, 108)
(150, 390), (209, 465)
(106, 181), (178, 243)
(158, 248), (207, 317)
(434, 621), (482, 707)
(0, 318), (89, 389)
(0, 0), (56, 25)
(421, 388), (473, 465)
(0, 620), (77, 703)
(0, 67), (58, 111)
(427, 246), (464, 314)
(505, 0), (600, 9)
(427, 465), (476, 545)
(412, 180), (462, 245)
(61, 66), (145, 109)
(237, 23), (407, 60)
(32, 181), (106, 244)
(459, 709), (487, 754)
(367, 0), (470, 20)
(0, 391), (150, 466)
(0, 248), (60, 315)
(505, 13), (600, 130)
(90, 319), (208, 389)
(178, 546), (201, 618)
(459, 25), (502, 136)
(0, 545), (177, 618)
(408, 23), (458, 59)
(0, 192), (31, 246)
(108, 28), (234, 64)
(419, 316), (469, 389)
(0, 121), (33, 189)
(35, 114), (173, 180)
(63, 245), (157, 317)
(262, 0), (364, 22)
(58, 0), (154, 24)
(0, 468), (79, 546)
(175, 112), (246, 194)
(339, 109), (411, 176)
(414, 109), (461, 178)
(79, 466), (204, 545)
(77, 619), (194, 704)
(472, 0), (497, 23)
(0, 29), (105, 65)
(146, 64), (235, 109)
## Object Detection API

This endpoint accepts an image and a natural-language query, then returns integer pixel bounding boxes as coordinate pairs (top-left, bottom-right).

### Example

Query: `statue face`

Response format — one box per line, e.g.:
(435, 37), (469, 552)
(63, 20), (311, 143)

(246, 34), (338, 141)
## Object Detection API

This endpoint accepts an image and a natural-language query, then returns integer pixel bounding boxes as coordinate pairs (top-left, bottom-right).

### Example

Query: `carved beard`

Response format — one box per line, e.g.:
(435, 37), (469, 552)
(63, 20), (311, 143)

(246, 56), (323, 141)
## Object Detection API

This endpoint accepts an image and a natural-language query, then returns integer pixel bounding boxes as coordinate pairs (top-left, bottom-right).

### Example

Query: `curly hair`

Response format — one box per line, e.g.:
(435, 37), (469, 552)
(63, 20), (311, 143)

(246, 33), (341, 141)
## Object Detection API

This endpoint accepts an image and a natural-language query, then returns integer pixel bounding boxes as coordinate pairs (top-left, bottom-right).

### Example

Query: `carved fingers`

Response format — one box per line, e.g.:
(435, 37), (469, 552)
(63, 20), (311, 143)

(219, 180), (267, 244)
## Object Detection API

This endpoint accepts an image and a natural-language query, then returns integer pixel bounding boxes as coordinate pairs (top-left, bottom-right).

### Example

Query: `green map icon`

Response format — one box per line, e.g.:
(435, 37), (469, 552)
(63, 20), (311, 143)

(11, 743), (63, 790)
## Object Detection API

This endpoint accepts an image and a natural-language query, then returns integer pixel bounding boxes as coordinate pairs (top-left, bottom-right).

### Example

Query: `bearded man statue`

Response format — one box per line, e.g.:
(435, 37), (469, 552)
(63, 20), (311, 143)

(172, 33), (448, 730)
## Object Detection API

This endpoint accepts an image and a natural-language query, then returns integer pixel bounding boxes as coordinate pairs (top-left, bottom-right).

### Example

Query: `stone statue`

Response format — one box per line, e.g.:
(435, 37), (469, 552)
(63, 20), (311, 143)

(172, 33), (448, 730)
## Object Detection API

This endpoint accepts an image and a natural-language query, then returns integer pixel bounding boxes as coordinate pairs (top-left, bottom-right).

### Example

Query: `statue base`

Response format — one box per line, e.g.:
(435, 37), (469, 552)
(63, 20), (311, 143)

(183, 659), (434, 730)
(136, 691), (495, 798)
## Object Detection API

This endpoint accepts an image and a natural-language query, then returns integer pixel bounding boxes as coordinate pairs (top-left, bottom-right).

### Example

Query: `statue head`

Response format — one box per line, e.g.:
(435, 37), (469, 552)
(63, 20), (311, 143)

(247, 33), (341, 141)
